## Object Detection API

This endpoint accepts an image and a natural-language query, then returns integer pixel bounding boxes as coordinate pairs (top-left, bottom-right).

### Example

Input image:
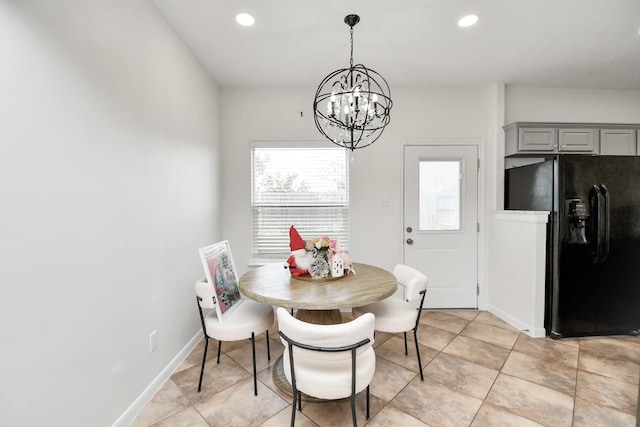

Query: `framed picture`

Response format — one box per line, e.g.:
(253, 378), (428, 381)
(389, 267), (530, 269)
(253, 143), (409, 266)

(198, 240), (243, 320)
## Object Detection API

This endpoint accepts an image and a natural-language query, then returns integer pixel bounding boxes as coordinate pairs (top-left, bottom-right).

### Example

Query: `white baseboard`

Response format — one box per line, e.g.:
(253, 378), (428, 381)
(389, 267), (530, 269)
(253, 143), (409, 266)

(112, 330), (203, 427)
(487, 304), (546, 338)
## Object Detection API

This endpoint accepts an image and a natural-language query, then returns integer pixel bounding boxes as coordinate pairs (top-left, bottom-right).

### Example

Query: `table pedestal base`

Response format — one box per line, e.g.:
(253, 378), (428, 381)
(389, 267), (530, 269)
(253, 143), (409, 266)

(294, 309), (343, 325)
(271, 356), (325, 401)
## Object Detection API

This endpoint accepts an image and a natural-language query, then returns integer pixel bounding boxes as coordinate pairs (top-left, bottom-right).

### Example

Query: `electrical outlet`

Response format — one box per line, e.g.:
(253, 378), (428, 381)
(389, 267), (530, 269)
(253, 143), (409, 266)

(379, 197), (390, 207)
(149, 330), (158, 353)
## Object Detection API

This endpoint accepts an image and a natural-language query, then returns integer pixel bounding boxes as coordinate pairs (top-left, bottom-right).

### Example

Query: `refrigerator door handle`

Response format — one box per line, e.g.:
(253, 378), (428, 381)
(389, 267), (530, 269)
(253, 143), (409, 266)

(591, 184), (605, 263)
(600, 184), (610, 263)
(590, 184), (610, 264)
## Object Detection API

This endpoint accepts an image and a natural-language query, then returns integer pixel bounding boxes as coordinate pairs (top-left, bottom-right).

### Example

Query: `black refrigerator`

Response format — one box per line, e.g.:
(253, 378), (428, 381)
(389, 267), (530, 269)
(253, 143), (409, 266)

(505, 155), (640, 338)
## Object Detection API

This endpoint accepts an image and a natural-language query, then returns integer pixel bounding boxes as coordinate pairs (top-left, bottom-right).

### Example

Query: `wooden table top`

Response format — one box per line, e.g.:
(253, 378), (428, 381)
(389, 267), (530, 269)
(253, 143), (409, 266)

(239, 262), (397, 310)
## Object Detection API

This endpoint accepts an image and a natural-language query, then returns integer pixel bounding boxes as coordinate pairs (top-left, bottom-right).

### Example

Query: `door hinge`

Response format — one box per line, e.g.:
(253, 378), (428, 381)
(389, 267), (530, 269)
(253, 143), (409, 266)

(477, 284), (480, 296)
(477, 158), (480, 170)
(477, 222), (480, 233)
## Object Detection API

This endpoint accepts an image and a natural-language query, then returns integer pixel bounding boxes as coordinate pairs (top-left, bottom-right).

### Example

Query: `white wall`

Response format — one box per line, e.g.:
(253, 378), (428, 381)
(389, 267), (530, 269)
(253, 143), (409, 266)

(489, 211), (548, 338)
(220, 85), (495, 278)
(506, 87), (640, 123)
(0, 1), (220, 425)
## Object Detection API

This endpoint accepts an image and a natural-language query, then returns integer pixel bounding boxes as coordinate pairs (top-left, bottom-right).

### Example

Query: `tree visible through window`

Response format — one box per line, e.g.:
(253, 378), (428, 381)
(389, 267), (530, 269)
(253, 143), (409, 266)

(251, 147), (349, 258)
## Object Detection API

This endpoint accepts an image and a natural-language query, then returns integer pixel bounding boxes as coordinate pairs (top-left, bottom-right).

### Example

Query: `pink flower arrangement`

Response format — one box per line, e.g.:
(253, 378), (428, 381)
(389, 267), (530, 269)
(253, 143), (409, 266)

(306, 235), (352, 271)
(307, 236), (335, 250)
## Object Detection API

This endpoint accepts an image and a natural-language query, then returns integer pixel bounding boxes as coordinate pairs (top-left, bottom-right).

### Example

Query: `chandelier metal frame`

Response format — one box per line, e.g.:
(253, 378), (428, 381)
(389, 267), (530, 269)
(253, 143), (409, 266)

(313, 14), (393, 151)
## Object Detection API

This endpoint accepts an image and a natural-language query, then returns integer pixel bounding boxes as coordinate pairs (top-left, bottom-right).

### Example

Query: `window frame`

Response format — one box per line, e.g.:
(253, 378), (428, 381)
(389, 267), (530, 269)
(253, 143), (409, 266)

(250, 141), (350, 260)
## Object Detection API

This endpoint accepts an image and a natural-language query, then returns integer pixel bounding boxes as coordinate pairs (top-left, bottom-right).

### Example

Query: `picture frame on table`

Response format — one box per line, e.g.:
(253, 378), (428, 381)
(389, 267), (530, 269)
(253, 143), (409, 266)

(198, 240), (243, 321)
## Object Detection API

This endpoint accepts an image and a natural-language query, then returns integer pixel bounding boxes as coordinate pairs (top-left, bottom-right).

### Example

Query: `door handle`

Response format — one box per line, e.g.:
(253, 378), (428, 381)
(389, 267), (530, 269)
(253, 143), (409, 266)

(590, 184), (610, 263)
(600, 184), (610, 263)
(406, 238), (413, 245)
(591, 185), (603, 263)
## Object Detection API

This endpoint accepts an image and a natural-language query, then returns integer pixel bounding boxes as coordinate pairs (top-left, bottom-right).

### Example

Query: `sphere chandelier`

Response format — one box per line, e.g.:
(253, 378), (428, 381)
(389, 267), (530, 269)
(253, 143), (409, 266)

(313, 14), (393, 151)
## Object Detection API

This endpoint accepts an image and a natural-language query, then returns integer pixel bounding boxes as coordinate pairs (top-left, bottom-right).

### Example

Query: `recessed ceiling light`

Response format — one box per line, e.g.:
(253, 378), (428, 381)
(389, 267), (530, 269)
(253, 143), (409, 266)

(236, 13), (255, 27)
(458, 14), (479, 28)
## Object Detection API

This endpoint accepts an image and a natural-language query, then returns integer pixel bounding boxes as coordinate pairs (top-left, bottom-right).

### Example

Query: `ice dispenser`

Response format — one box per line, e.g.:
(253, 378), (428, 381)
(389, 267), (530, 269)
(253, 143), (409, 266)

(565, 199), (589, 244)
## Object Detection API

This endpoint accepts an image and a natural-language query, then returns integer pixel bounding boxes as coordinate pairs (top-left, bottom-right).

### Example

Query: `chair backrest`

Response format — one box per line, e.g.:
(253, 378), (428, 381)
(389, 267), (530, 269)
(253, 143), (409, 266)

(197, 240), (243, 320)
(393, 264), (429, 302)
(195, 277), (217, 309)
(276, 307), (376, 400)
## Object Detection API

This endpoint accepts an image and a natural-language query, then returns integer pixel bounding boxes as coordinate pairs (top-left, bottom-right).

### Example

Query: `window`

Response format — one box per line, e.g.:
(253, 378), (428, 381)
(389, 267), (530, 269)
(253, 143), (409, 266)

(251, 146), (349, 258)
(418, 160), (461, 230)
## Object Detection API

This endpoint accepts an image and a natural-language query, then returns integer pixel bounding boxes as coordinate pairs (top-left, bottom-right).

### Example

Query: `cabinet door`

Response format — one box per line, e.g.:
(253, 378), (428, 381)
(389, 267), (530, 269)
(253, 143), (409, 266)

(600, 129), (637, 155)
(518, 128), (557, 151)
(558, 129), (596, 152)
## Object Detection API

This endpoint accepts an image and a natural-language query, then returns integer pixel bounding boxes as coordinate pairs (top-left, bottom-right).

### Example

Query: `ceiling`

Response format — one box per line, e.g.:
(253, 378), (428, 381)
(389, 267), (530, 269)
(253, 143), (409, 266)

(151, 0), (640, 90)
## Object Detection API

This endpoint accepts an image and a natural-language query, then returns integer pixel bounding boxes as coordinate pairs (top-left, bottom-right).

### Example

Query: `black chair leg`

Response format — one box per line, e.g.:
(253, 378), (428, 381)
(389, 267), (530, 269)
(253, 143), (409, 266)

(350, 389), (357, 427)
(266, 330), (271, 361)
(290, 388), (297, 427)
(216, 340), (222, 363)
(414, 328), (424, 381)
(250, 332), (258, 396)
(197, 336), (209, 392)
(404, 331), (408, 355)
(366, 385), (370, 420)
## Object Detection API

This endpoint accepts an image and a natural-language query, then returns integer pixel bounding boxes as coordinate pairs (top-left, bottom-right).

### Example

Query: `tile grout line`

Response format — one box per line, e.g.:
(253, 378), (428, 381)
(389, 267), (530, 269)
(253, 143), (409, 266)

(466, 329), (520, 426)
(571, 340), (582, 427)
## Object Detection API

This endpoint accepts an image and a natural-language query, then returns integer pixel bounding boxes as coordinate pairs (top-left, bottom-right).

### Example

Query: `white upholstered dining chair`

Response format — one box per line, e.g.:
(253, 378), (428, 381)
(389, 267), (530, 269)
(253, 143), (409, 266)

(195, 240), (274, 396)
(352, 264), (428, 381)
(276, 307), (376, 427)
(195, 278), (274, 395)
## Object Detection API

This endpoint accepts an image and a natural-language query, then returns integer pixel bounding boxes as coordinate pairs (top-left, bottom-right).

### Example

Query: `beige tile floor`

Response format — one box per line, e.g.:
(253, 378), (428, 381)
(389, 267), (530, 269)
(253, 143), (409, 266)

(131, 310), (640, 427)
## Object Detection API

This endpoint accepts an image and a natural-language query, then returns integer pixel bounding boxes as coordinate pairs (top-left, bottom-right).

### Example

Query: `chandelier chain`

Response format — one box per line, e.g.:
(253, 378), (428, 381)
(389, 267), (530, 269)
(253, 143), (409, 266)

(349, 26), (354, 69)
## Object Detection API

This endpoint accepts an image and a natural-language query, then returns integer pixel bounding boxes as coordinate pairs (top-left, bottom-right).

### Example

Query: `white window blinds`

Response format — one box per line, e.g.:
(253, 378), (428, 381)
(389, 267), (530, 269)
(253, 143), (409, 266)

(251, 147), (349, 258)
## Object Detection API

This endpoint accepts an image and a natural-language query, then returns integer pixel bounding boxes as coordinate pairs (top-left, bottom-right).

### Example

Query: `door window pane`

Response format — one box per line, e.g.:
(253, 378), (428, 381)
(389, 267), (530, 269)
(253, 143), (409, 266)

(418, 160), (461, 230)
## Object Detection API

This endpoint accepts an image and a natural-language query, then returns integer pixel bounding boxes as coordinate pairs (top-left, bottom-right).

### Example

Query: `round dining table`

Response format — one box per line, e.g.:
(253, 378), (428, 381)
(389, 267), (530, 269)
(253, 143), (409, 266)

(239, 261), (397, 397)
(238, 262), (397, 325)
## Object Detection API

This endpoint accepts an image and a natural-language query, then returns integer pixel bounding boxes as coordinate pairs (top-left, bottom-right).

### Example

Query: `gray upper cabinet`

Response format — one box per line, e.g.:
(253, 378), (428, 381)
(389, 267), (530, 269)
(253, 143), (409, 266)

(558, 128), (597, 152)
(505, 122), (640, 157)
(518, 127), (556, 151)
(599, 129), (637, 155)
(505, 123), (557, 156)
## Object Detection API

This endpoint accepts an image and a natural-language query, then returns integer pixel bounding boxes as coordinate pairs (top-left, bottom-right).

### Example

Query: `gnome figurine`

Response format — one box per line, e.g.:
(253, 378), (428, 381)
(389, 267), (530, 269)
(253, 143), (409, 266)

(286, 226), (313, 276)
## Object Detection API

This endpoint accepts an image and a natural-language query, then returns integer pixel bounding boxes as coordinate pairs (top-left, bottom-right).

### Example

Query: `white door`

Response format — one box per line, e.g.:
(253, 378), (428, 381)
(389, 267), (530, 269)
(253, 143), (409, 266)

(403, 145), (478, 308)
